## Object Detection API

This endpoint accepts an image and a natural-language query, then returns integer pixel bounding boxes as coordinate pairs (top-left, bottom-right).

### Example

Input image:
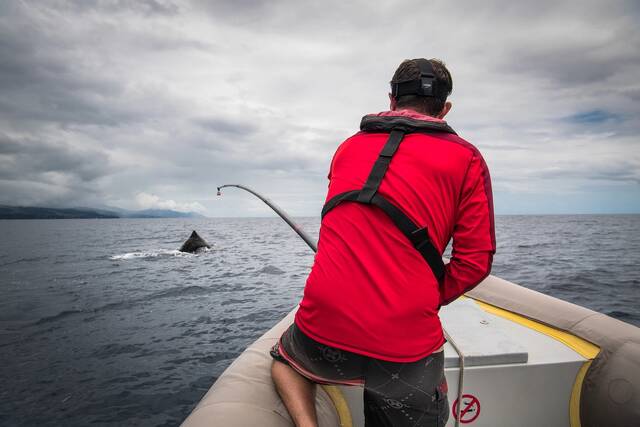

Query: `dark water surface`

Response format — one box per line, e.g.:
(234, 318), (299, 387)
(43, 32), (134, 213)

(0, 215), (638, 426)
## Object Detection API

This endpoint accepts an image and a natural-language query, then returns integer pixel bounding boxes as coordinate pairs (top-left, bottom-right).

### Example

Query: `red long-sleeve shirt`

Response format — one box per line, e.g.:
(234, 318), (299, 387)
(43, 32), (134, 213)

(295, 109), (496, 362)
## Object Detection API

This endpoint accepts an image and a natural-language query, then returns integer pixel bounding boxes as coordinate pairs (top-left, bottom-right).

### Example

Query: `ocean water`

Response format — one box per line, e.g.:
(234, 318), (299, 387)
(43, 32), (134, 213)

(0, 215), (638, 426)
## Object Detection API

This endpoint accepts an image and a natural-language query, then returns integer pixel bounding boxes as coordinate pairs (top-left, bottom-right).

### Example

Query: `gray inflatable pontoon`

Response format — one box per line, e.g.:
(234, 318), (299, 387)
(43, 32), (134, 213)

(181, 275), (640, 427)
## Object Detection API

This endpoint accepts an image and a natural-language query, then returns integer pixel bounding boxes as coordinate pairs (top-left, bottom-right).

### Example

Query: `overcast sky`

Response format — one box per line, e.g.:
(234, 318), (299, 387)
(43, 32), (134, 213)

(1, 0), (638, 216)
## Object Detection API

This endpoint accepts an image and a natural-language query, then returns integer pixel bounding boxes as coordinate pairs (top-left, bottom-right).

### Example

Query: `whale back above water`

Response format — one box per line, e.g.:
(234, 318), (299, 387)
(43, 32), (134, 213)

(179, 230), (210, 253)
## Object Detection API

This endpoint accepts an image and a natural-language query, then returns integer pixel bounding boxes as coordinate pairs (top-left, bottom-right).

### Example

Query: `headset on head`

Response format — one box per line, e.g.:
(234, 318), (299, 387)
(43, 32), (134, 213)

(390, 59), (448, 102)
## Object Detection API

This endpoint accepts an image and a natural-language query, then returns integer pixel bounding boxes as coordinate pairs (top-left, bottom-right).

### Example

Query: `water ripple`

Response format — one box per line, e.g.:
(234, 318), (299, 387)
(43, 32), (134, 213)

(1, 215), (638, 427)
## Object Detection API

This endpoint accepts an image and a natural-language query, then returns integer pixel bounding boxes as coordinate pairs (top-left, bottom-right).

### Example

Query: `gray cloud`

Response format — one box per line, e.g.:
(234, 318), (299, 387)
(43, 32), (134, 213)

(0, 134), (110, 181)
(0, 0), (638, 215)
(47, 0), (181, 16)
(193, 117), (258, 136)
(0, 131), (113, 207)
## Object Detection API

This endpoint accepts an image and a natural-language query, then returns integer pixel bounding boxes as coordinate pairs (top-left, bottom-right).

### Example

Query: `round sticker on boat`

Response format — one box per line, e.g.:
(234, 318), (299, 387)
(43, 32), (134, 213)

(452, 394), (480, 423)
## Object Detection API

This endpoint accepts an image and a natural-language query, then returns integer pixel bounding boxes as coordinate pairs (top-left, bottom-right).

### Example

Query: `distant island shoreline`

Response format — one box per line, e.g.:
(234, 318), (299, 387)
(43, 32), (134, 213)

(1, 206), (637, 220)
(0, 206), (205, 220)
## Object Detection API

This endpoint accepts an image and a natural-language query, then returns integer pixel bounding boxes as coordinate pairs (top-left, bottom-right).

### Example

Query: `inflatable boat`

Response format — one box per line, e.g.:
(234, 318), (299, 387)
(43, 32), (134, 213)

(181, 274), (639, 427)
(182, 185), (640, 427)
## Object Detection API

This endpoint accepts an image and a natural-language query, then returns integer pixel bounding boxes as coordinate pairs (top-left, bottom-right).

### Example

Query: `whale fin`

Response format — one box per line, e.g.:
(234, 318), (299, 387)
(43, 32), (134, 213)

(179, 230), (210, 253)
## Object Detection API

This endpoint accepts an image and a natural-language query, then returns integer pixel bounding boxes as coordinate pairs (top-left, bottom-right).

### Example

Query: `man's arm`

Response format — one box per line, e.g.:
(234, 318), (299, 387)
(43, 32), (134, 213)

(440, 151), (496, 306)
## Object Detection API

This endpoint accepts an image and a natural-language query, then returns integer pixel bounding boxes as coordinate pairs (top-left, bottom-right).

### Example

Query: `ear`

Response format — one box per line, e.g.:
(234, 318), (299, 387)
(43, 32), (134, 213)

(437, 101), (452, 119)
(389, 93), (397, 111)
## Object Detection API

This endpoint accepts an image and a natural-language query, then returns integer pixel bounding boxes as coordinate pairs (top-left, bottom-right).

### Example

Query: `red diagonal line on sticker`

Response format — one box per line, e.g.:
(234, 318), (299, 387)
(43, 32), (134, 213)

(460, 396), (479, 419)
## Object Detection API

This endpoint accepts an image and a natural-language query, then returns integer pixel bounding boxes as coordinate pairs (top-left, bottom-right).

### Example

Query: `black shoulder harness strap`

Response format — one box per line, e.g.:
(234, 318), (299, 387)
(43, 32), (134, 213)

(321, 115), (457, 282)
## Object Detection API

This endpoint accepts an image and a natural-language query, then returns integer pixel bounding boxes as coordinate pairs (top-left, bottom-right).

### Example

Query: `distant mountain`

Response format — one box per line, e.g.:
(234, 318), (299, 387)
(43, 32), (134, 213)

(0, 206), (119, 219)
(0, 205), (206, 219)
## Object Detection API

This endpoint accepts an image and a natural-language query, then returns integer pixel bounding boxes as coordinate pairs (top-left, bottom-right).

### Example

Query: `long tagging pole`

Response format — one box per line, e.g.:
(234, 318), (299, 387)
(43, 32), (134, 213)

(216, 184), (318, 253)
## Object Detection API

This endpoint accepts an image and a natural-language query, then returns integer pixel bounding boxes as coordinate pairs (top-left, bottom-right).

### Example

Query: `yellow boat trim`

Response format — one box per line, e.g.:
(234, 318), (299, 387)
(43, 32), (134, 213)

(466, 297), (600, 427)
(468, 297), (600, 359)
(321, 385), (353, 427)
(569, 360), (592, 427)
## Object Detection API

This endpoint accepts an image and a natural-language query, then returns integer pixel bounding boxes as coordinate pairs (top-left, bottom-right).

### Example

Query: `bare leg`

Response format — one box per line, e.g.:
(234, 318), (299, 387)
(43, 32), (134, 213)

(271, 360), (318, 427)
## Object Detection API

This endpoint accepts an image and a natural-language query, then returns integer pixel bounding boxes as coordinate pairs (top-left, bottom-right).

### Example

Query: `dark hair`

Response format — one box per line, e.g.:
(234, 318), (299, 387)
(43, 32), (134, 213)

(390, 58), (453, 116)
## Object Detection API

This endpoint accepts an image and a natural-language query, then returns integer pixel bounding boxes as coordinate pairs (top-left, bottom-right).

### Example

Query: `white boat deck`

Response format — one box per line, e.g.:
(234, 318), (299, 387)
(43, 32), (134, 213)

(441, 297), (585, 367)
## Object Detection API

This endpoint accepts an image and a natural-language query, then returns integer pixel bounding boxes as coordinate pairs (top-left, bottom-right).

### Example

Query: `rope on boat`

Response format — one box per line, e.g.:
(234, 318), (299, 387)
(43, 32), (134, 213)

(443, 328), (464, 427)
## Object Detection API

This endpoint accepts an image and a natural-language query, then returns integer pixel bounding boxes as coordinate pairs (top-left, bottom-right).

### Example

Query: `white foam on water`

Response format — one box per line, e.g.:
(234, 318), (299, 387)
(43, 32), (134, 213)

(110, 249), (192, 260)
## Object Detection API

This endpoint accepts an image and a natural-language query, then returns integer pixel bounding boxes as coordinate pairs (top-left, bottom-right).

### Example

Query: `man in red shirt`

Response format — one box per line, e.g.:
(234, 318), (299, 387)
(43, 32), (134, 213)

(271, 58), (496, 427)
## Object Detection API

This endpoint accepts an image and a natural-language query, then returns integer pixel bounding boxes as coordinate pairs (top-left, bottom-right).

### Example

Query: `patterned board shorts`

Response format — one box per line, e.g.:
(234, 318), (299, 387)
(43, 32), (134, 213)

(271, 323), (449, 427)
